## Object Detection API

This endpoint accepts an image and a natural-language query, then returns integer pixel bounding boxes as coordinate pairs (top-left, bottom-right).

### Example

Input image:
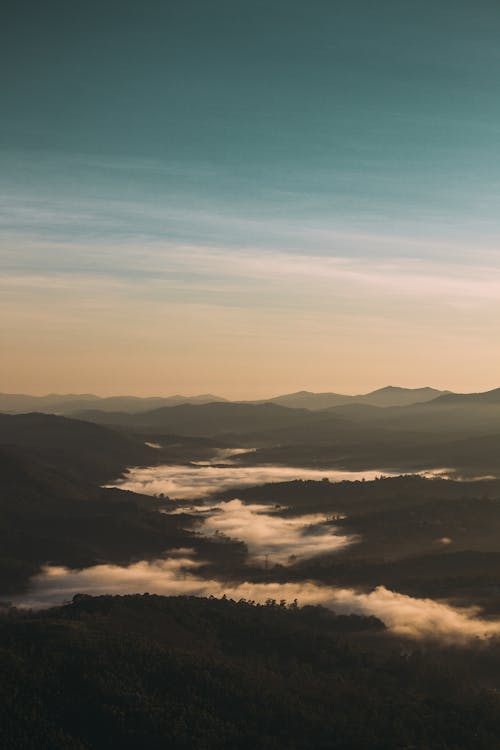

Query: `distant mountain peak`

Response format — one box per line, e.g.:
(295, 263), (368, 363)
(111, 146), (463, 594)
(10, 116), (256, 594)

(264, 386), (450, 410)
(365, 385), (439, 395)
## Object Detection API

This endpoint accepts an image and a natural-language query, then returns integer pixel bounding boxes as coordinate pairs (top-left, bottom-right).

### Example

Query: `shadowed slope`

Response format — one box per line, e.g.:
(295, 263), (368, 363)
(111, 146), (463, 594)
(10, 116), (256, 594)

(0, 412), (157, 482)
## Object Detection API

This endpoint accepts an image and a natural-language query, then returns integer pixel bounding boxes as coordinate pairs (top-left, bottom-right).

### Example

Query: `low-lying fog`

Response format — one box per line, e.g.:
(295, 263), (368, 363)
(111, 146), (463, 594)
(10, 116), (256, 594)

(16, 458), (500, 644)
(14, 554), (500, 644)
(171, 498), (354, 564)
(108, 462), (400, 500)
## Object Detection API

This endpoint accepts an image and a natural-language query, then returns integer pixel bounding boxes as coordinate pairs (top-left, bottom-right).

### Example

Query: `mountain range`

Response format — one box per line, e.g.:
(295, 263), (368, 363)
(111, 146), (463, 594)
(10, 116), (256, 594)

(2, 386), (500, 477)
(0, 392), (227, 414)
(263, 386), (449, 410)
(0, 385), (451, 416)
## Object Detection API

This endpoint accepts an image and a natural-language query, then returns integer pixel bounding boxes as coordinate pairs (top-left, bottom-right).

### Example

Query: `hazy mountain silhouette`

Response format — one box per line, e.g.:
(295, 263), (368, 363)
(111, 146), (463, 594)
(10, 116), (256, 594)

(354, 385), (449, 407)
(0, 393), (227, 415)
(0, 387), (449, 416)
(75, 401), (340, 436)
(62, 393), (227, 413)
(0, 392), (97, 413)
(264, 386), (449, 410)
(426, 387), (500, 406)
(69, 387), (500, 451)
(263, 390), (354, 409)
(0, 413), (157, 482)
(325, 396), (500, 436)
(4, 389), (500, 478)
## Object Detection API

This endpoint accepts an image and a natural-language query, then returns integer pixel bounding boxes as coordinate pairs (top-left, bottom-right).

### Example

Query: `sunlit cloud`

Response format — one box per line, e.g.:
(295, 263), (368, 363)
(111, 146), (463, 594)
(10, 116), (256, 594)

(3, 232), (500, 397)
(15, 557), (500, 643)
(108, 464), (391, 500)
(184, 499), (354, 564)
(3, 238), (500, 304)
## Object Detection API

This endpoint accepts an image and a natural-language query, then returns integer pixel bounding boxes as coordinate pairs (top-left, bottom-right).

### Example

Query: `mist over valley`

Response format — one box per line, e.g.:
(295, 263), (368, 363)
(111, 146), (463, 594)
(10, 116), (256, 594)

(4, 1), (500, 743)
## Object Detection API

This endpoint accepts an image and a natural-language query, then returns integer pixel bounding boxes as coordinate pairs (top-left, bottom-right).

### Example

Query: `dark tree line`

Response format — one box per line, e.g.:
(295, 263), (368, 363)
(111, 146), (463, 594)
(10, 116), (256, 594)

(2, 594), (500, 749)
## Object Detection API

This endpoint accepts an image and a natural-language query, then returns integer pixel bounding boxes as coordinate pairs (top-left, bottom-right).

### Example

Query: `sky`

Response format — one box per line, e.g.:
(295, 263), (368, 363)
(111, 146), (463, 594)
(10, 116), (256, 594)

(2, 0), (500, 398)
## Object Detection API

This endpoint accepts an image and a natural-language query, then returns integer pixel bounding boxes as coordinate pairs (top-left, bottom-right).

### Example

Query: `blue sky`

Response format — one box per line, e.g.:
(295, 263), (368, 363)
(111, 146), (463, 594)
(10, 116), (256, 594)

(2, 1), (500, 396)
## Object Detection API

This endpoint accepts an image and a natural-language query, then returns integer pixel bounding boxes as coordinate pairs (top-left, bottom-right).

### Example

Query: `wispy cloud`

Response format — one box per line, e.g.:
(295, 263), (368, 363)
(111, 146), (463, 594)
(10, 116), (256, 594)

(2, 234), (500, 396)
(3, 238), (500, 306)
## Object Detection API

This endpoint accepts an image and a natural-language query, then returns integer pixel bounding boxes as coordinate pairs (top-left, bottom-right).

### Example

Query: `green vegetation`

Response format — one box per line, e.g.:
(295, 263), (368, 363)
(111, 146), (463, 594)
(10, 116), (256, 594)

(0, 445), (245, 596)
(0, 413), (158, 483)
(3, 406), (500, 746)
(2, 593), (500, 749)
(225, 476), (500, 610)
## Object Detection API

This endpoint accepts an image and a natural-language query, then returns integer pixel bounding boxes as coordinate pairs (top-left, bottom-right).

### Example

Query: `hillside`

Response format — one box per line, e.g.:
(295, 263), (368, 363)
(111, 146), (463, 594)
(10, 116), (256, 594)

(0, 392), (226, 415)
(0, 387), (451, 416)
(0, 412), (157, 482)
(74, 401), (341, 436)
(264, 386), (449, 410)
(324, 398), (500, 437)
(428, 387), (500, 406)
(354, 385), (448, 407)
(2, 594), (500, 750)
(264, 390), (353, 409)
(0, 445), (245, 596)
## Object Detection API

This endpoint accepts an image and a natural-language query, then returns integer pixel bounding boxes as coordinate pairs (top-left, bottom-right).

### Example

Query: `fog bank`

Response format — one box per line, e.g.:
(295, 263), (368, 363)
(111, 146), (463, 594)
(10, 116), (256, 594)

(14, 555), (500, 643)
(109, 463), (396, 500)
(187, 498), (354, 564)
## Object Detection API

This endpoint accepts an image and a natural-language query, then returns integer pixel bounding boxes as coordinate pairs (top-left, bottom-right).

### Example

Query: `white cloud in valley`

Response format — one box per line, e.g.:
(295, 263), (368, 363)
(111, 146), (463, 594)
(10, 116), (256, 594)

(109, 463), (395, 500)
(15, 556), (500, 644)
(186, 499), (354, 564)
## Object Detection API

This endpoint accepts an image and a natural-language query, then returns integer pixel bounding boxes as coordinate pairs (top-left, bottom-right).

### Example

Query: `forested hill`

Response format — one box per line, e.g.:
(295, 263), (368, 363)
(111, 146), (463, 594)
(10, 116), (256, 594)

(0, 446), (245, 597)
(1, 594), (500, 750)
(0, 412), (157, 482)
